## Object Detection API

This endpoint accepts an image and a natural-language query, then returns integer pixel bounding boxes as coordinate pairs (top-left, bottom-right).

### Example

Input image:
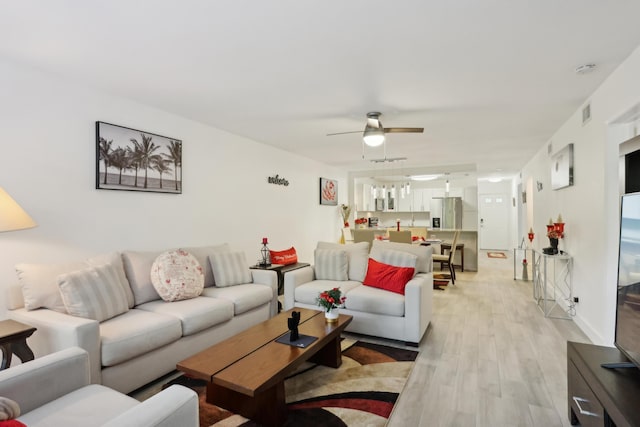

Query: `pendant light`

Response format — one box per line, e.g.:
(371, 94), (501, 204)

(406, 181), (411, 194)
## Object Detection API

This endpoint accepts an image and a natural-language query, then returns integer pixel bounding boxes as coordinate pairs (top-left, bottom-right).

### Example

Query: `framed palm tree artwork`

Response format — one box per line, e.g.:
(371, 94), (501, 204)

(96, 122), (182, 194)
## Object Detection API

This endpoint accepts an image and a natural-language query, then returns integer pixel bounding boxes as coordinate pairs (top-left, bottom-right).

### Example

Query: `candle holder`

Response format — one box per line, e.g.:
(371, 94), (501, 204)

(259, 237), (271, 267)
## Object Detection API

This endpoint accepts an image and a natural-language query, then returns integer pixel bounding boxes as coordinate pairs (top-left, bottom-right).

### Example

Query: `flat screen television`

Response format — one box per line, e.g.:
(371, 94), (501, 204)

(614, 192), (640, 369)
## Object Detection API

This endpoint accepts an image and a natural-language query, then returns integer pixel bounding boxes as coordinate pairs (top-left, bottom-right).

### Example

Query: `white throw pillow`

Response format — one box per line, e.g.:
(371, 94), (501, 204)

(181, 243), (231, 287)
(314, 249), (349, 281)
(16, 252), (133, 313)
(316, 241), (369, 282)
(370, 240), (433, 274)
(58, 264), (130, 322)
(209, 251), (253, 287)
(375, 249), (418, 277)
(150, 250), (204, 302)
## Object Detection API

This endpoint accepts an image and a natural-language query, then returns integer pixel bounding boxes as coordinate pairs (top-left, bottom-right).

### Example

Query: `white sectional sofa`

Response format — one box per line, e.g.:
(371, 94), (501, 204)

(0, 347), (198, 427)
(6, 244), (278, 394)
(284, 241), (433, 346)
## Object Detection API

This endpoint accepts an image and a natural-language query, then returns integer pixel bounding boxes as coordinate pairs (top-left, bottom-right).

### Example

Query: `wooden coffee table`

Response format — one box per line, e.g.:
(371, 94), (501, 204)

(177, 308), (352, 426)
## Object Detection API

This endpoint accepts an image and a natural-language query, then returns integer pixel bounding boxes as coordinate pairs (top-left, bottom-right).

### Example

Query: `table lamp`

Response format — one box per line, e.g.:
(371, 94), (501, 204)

(0, 187), (36, 233)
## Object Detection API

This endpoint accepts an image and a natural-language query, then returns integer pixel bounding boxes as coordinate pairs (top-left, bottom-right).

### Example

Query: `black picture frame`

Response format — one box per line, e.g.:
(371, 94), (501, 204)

(319, 177), (338, 205)
(96, 122), (182, 193)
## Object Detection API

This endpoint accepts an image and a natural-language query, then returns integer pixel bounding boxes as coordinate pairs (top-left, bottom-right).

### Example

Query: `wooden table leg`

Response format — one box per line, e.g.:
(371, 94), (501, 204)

(11, 338), (35, 363)
(0, 344), (12, 370)
(207, 381), (286, 427)
(309, 334), (342, 368)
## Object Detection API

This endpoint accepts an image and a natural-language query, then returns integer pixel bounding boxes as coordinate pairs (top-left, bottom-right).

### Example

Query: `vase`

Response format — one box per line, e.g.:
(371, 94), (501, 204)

(325, 308), (339, 323)
(549, 237), (559, 254)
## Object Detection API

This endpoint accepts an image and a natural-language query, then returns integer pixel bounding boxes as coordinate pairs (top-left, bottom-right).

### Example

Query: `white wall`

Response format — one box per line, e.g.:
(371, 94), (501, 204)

(520, 45), (640, 344)
(0, 58), (347, 318)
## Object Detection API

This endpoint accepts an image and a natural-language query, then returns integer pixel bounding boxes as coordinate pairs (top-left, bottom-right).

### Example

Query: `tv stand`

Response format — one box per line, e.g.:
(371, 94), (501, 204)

(568, 341), (640, 426)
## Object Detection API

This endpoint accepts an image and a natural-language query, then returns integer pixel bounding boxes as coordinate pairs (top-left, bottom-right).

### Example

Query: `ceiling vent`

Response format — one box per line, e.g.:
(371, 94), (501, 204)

(582, 103), (591, 125)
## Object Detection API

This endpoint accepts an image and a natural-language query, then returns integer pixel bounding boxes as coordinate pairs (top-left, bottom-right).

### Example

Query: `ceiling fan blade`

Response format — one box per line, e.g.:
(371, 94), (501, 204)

(383, 127), (424, 134)
(326, 130), (362, 136)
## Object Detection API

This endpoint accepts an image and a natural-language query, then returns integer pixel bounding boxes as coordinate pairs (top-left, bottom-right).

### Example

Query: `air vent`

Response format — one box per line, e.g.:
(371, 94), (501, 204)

(582, 103), (591, 125)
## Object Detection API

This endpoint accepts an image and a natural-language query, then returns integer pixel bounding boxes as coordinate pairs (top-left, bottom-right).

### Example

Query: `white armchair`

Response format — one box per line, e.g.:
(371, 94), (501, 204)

(0, 347), (198, 427)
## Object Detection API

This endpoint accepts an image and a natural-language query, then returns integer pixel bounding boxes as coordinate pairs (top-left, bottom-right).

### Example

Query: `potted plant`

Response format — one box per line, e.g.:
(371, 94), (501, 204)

(316, 288), (346, 323)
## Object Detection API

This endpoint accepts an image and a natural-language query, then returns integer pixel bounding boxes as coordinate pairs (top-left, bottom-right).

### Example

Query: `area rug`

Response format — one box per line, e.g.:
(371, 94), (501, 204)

(487, 251), (507, 258)
(164, 340), (418, 427)
(434, 279), (449, 290)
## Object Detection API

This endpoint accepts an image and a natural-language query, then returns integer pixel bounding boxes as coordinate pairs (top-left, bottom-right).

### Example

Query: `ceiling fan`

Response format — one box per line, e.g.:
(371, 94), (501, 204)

(326, 111), (424, 147)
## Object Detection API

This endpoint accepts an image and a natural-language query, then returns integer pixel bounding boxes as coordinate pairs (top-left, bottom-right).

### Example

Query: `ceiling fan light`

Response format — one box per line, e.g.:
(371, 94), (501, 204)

(363, 128), (385, 147)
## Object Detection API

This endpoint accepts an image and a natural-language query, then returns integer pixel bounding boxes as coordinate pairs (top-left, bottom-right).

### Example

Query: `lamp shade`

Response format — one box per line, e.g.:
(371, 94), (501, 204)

(363, 127), (385, 147)
(0, 187), (36, 233)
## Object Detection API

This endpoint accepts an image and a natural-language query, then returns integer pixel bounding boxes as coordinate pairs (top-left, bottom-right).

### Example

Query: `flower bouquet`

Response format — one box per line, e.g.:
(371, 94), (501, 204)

(317, 288), (346, 322)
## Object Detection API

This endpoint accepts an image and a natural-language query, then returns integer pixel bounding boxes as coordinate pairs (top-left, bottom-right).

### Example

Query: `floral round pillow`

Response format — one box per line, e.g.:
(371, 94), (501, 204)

(151, 249), (204, 302)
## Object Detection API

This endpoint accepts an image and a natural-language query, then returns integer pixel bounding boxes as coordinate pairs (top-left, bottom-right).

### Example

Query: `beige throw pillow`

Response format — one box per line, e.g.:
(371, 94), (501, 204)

(58, 264), (130, 322)
(16, 252), (132, 312)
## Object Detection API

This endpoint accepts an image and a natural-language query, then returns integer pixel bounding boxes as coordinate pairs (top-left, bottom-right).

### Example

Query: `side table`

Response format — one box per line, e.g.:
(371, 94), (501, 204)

(0, 319), (36, 369)
(250, 263), (310, 312)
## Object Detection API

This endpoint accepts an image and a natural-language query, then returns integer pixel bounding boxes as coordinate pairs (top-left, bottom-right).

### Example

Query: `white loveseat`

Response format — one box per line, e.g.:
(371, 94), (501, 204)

(0, 347), (198, 427)
(6, 244), (278, 394)
(284, 241), (433, 346)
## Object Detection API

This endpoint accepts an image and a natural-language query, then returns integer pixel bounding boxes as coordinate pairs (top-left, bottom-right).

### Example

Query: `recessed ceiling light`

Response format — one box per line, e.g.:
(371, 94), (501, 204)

(575, 63), (596, 74)
(488, 177), (502, 183)
(411, 174), (440, 181)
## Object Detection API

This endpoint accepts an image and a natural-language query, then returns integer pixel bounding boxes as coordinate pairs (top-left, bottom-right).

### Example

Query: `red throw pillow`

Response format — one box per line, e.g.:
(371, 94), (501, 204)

(0, 421), (28, 427)
(363, 258), (415, 295)
(269, 247), (298, 265)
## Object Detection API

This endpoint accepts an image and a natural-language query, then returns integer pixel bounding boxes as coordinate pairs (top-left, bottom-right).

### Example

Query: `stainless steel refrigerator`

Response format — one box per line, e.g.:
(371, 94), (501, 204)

(430, 197), (462, 229)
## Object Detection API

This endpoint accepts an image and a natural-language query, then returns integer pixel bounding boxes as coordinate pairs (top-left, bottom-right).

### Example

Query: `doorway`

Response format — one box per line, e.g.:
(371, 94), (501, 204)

(479, 193), (510, 250)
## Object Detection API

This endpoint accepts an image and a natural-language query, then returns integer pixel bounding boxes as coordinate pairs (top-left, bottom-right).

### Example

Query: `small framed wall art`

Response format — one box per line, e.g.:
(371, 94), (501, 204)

(319, 177), (338, 205)
(96, 121), (182, 194)
(551, 143), (574, 190)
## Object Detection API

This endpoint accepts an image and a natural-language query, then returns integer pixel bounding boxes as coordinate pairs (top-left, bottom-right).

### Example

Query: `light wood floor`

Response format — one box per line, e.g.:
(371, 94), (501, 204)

(381, 250), (590, 427)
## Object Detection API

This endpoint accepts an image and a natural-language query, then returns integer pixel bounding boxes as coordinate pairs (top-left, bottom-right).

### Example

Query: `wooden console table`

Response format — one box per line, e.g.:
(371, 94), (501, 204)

(0, 319), (36, 370)
(568, 341), (640, 427)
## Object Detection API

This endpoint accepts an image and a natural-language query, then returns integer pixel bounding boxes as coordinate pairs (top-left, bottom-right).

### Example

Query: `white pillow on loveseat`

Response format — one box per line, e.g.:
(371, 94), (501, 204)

(314, 249), (348, 281)
(315, 241), (369, 281)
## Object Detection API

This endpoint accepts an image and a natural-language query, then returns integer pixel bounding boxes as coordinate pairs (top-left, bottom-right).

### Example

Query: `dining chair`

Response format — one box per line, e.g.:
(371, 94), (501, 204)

(389, 230), (412, 243)
(433, 230), (460, 284)
(353, 229), (376, 247)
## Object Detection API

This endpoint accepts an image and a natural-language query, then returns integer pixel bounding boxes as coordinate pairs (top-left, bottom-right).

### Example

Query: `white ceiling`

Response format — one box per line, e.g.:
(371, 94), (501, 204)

(3, 1), (640, 180)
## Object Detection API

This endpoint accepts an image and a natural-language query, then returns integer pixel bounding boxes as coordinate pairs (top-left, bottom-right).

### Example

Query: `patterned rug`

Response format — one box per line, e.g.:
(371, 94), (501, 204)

(165, 340), (418, 427)
(487, 251), (507, 258)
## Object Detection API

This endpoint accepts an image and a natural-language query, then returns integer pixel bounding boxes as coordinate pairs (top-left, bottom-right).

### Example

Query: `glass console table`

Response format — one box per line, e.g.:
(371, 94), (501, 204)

(532, 250), (575, 319)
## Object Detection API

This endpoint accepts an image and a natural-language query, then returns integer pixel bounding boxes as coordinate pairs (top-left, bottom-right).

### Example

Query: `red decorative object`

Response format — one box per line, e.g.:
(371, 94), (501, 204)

(554, 222), (565, 238)
(262, 237), (268, 244)
(362, 258), (415, 295)
(528, 232), (535, 242)
(396, 220), (400, 231)
(269, 247), (298, 265)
